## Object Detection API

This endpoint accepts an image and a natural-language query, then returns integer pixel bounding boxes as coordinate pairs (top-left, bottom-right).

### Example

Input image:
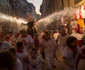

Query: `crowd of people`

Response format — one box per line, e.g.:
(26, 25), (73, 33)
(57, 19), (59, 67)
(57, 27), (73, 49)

(0, 27), (85, 70)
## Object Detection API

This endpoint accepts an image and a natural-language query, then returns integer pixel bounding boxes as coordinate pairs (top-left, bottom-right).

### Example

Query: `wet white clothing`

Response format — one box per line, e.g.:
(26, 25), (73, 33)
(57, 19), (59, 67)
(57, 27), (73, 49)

(16, 50), (28, 70)
(17, 35), (34, 52)
(0, 41), (13, 51)
(78, 45), (85, 70)
(16, 58), (23, 70)
(41, 38), (57, 69)
(63, 46), (82, 70)
(29, 56), (42, 70)
(57, 34), (69, 53)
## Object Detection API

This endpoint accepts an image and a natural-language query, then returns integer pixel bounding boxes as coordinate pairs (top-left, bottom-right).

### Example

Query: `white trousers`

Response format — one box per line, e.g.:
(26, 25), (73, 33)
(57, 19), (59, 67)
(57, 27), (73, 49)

(45, 55), (56, 69)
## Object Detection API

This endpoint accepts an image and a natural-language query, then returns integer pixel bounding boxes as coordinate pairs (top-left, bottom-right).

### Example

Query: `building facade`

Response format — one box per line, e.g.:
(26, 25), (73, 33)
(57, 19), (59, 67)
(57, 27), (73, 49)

(40, 0), (84, 17)
(0, 0), (10, 14)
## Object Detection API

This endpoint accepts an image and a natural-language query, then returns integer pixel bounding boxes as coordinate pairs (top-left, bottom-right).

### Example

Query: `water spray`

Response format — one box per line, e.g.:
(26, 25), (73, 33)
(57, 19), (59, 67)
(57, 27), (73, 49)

(35, 7), (77, 31)
(0, 12), (28, 24)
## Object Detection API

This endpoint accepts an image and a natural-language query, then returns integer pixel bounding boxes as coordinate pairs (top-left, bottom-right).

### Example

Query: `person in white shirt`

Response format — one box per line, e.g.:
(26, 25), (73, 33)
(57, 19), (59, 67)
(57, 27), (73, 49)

(28, 48), (43, 70)
(78, 45), (85, 70)
(41, 31), (57, 70)
(57, 27), (69, 53)
(17, 29), (34, 52)
(9, 48), (23, 70)
(53, 30), (59, 40)
(16, 42), (29, 70)
(63, 36), (85, 70)
(7, 32), (16, 46)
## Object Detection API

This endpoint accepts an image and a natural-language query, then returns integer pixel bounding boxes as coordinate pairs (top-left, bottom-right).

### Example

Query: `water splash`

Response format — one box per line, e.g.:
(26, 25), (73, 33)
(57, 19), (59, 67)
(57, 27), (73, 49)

(35, 7), (77, 31)
(0, 12), (28, 24)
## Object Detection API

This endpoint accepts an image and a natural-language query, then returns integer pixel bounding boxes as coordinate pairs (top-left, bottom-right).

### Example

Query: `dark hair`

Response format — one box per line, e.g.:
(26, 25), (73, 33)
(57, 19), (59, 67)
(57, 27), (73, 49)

(0, 51), (15, 70)
(17, 42), (23, 49)
(45, 31), (50, 35)
(8, 32), (13, 34)
(31, 48), (37, 53)
(66, 36), (77, 47)
(9, 48), (16, 56)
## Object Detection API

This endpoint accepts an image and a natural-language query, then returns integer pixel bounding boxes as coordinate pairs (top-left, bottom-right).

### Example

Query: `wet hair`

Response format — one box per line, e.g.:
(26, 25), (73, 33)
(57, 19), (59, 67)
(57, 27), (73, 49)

(17, 42), (23, 49)
(9, 48), (16, 56)
(66, 36), (77, 47)
(0, 51), (15, 70)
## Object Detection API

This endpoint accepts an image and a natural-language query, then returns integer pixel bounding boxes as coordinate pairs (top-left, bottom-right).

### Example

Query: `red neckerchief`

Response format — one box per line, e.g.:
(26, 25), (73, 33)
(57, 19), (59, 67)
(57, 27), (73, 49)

(22, 34), (28, 38)
(61, 33), (67, 36)
(17, 50), (24, 53)
(44, 38), (51, 41)
(9, 34), (12, 38)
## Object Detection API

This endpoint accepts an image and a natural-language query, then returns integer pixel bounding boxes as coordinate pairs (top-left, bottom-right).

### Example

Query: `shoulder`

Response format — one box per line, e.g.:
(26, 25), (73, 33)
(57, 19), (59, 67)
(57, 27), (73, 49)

(37, 56), (42, 62)
(81, 45), (85, 50)
(3, 41), (12, 46)
(63, 47), (71, 54)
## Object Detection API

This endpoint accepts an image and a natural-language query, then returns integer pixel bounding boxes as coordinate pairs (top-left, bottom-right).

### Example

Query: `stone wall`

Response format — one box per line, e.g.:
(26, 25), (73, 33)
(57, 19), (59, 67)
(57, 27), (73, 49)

(40, 0), (75, 17)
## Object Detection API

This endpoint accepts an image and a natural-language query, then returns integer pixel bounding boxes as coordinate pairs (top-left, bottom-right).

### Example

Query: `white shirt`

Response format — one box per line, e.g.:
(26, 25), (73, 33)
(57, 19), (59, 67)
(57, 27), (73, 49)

(41, 38), (57, 57)
(16, 50), (28, 70)
(57, 34), (69, 52)
(17, 35), (34, 51)
(29, 56), (42, 70)
(0, 41), (13, 51)
(79, 45), (85, 66)
(63, 46), (82, 70)
(16, 58), (23, 70)
(53, 32), (59, 40)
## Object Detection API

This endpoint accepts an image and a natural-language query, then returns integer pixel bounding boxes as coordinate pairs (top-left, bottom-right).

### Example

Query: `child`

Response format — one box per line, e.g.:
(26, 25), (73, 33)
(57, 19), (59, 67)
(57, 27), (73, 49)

(28, 48), (43, 70)
(16, 42), (29, 70)
(62, 36), (84, 70)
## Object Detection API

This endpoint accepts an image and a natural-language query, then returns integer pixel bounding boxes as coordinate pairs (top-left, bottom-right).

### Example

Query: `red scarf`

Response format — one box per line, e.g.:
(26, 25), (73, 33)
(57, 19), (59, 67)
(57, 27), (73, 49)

(17, 50), (24, 53)
(22, 34), (28, 38)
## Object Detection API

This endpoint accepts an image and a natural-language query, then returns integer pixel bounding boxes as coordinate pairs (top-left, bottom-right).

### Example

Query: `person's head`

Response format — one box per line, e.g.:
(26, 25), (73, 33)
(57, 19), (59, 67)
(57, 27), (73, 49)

(30, 48), (37, 59)
(17, 42), (24, 50)
(0, 51), (16, 70)
(20, 29), (27, 37)
(34, 34), (38, 39)
(66, 36), (77, 48)
(9, 48), (16, 60)
(8, 32), (13, 35)
(59, 27), (67, 36)
(44, 31), (51, 39)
